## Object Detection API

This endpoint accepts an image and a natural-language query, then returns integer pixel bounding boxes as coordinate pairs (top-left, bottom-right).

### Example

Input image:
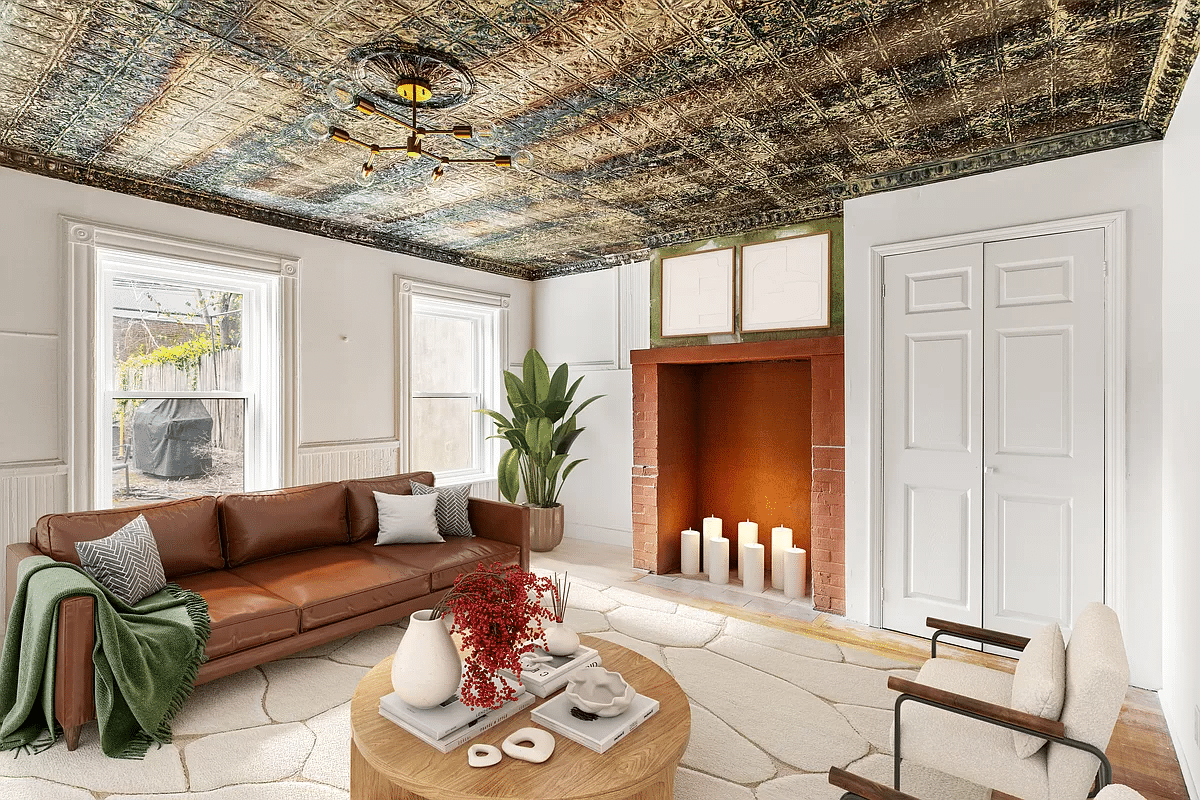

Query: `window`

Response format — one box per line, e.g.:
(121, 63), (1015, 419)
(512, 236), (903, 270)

(95, 250), (282, 508)
(400, 279), (507, 484)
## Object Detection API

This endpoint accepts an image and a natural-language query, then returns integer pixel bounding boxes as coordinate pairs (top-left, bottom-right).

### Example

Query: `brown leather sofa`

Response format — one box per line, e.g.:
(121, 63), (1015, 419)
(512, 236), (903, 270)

(3, 471), (530, 751)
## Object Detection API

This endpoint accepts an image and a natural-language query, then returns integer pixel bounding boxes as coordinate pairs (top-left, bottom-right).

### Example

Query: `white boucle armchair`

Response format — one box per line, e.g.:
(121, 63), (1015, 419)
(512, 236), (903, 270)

(828, 766), (1146, 800)
(885, 602), (1130, 800)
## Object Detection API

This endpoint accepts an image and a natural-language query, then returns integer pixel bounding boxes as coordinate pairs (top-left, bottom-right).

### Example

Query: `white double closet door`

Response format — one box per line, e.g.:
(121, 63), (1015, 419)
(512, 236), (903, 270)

(882, 228), (1106, 642)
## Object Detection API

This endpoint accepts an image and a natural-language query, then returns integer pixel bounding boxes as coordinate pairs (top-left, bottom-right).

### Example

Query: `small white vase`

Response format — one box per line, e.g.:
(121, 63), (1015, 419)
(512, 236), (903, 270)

(542, 620), (580, 656)
(392, 609), (462, 709)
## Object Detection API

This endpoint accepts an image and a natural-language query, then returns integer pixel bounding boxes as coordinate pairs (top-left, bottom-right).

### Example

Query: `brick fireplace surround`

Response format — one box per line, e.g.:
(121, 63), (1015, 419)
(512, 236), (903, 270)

(630, 337), (846, 614)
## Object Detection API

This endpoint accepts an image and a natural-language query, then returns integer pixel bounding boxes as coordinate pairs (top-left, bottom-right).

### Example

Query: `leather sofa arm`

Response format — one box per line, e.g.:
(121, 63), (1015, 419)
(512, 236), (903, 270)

(468, 498), (531, 571)
(6, 541), (41, 620)
(5, 542), (97, 750)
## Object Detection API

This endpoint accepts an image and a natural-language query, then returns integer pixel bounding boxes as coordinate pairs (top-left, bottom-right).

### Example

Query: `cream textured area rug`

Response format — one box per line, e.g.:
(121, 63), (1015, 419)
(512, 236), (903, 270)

(0, 576), (988, 800)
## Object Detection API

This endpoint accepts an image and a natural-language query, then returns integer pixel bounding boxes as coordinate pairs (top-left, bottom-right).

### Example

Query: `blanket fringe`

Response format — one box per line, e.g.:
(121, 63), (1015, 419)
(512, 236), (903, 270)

(113, 585), (211, 760)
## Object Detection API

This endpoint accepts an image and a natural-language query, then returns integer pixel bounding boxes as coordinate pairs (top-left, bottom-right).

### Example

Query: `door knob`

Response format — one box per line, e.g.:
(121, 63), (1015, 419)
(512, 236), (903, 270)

(984, 466), (996, 475)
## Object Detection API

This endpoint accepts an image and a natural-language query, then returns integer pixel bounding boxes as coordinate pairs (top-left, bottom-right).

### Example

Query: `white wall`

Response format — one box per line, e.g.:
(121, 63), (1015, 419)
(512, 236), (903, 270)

(0, 167), (532, 545)
(532, 263), (649, 548)
(843, 142), (1165, 690)
(1161, 56), (1200, 798)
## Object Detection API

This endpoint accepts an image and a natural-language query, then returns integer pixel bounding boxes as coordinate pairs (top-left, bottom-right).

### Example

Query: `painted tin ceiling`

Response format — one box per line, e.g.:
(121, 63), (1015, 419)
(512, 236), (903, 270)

(0, 0), (1195, 278)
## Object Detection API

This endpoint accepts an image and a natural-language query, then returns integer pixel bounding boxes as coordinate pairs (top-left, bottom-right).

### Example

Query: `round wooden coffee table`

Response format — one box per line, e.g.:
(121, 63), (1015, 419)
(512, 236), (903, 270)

(349, 636), (690, 800)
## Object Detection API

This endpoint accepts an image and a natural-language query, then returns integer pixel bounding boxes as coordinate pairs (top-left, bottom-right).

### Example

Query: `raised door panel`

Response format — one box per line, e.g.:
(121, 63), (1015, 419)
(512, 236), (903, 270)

(882, 243), (984, 636)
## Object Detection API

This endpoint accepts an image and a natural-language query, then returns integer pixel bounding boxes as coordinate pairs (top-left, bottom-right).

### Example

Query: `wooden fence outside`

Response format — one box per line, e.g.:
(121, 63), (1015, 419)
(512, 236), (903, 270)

(122, 349), (244, 453)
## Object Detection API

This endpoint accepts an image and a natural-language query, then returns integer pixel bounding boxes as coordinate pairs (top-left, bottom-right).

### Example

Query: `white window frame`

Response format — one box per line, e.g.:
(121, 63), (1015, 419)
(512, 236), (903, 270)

(395, 277), (508, 486)
(63, 217), (299, 510)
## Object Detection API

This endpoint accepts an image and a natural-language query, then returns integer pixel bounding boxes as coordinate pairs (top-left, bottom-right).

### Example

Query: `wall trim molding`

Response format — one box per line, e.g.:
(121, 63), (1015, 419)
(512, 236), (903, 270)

(864, 211), (1129, 636)
(0, 459), (68, 476)
(299, 439), (401, 452)
(61, 216), (301, 507)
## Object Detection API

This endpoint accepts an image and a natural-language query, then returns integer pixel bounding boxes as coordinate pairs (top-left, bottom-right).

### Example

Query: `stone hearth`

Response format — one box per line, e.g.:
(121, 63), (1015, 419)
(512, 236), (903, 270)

(630, 337), (846, 614)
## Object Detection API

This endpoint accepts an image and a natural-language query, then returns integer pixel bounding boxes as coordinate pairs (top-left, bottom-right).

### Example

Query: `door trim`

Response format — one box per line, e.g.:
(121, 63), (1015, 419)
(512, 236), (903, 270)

(867, 212), (1127, 634)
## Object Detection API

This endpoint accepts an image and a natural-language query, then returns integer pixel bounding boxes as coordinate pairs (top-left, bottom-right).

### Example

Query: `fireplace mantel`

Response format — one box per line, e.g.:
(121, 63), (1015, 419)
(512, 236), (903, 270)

(630, 336), (846, 615)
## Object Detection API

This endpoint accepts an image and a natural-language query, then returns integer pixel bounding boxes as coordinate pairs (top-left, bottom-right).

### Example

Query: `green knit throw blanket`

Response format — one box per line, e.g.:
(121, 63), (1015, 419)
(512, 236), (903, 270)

(0, 555), (210, 758)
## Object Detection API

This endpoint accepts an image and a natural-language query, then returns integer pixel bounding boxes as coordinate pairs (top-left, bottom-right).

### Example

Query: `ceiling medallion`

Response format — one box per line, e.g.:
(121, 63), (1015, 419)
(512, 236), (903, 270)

(301, 38), (532, 187)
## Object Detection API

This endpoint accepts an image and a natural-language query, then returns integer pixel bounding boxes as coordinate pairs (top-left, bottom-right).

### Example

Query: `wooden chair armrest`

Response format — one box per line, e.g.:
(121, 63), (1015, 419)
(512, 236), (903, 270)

(926, 616), (1030, 654)
(829, 767), (921, 800)
(887, 675), (1065, 739)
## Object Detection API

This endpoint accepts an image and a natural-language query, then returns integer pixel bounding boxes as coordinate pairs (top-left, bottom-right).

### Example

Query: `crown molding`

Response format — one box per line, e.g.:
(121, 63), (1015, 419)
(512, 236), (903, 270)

(0, 146), (532, 280)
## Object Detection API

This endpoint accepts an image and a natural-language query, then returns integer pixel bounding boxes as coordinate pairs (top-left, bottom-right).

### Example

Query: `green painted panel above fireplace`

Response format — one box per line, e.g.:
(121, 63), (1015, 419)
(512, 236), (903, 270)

(650, 217), (844, 348)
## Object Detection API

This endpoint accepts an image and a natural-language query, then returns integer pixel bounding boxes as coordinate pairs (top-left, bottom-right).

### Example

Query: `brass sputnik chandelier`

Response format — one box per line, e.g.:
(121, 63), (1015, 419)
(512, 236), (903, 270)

(302, 39), (533, 187)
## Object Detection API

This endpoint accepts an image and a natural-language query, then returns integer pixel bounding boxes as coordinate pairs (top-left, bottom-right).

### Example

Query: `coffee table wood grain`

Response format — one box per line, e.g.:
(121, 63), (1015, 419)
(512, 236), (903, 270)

(349, 636), (691, 800)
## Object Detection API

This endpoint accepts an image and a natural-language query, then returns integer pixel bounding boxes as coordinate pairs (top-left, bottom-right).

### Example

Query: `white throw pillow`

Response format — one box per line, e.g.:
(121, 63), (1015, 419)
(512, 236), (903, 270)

(373, 491), (443, 545)
(1010, 622), (1067, 758)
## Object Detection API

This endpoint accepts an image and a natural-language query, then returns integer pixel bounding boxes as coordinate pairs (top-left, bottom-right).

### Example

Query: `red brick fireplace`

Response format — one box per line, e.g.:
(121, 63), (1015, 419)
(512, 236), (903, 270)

(630, 337), (846, 614)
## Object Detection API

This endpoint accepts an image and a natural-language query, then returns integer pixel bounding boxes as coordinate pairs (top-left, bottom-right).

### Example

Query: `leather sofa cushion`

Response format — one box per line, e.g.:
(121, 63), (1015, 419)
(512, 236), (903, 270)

(174, 570), (299, 660)
(221, 482), (349, 567)
(35, 496), (223, 579)
(231, 545), (431, 631)
(343, 472), (434, 542)
(354, 536), (520, 590)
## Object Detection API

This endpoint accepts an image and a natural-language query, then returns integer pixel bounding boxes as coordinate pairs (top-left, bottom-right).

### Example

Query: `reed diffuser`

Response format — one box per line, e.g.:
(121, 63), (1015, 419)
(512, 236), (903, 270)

(542, 572), (580, 656)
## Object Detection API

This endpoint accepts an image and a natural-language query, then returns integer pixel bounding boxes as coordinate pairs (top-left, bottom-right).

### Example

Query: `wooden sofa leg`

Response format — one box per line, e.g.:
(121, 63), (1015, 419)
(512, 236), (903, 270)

(64, 725), (81, 751)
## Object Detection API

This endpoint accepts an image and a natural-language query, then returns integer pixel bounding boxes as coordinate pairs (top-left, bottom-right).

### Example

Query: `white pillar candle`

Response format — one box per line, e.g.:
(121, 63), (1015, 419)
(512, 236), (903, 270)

(708, 537), (730, 585)
(742, 542), (765, 593)
(701, 516), (722, 572)
(771, 526), (793, 590)
(736, 520), (758, 581)
(784, 547), (807, 599)
(680, 529), (701, 576)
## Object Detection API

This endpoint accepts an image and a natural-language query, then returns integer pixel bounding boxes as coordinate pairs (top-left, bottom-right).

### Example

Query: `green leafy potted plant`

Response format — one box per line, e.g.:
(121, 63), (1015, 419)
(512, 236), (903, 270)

(477, 349), (602, 551)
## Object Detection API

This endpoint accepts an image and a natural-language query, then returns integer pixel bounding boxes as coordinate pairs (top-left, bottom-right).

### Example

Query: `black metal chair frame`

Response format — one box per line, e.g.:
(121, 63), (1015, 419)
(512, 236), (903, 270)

(891, 621), (1112, 799)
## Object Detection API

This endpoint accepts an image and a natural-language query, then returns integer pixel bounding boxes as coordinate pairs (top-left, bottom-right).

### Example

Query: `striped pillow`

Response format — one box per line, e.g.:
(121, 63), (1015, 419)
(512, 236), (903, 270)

(410, 481), (474, 538)
(74, 514), (167, 606)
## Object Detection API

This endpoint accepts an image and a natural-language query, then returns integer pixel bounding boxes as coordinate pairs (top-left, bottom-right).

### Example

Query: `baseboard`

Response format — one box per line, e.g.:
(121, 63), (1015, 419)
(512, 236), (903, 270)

(564, 522), (633, 549)
(1160, 688), (1200, 800)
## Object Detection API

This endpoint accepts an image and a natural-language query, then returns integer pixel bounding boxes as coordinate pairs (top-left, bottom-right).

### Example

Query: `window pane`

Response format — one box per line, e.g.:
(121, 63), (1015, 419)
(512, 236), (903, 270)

(411, 311), (476, 394)
(112, 397), (244, 508)
(111, 278), (243, 392)
(411, 397), (475, 473)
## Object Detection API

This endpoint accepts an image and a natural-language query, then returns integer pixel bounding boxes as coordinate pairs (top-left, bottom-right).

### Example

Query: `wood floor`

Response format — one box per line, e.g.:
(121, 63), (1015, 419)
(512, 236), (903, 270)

(635, 580), (1191, 800)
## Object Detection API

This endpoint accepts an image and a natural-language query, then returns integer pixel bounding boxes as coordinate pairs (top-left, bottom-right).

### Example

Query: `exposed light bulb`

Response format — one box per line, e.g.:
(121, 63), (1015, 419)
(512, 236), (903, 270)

(325, 78), (359, 111)
(301, 113), (332, 141)
(423, 164), (445, 186)
(512, 150), (535, 172)
(356, 162), (376, 187)
(473, 124), (495, 140)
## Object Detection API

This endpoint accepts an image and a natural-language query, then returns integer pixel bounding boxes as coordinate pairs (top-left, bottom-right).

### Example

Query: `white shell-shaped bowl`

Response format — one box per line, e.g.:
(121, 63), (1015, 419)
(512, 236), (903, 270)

(563, 666), (635, 717)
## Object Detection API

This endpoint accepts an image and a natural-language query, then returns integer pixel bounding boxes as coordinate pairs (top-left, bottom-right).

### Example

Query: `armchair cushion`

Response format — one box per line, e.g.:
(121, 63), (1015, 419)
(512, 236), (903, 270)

(1010, 622), (1067, 757)
(898, 658), (1049, 800)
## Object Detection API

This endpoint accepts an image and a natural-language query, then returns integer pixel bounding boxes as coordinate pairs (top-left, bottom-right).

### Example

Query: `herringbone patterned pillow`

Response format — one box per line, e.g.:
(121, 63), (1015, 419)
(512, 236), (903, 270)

(75, 514), (167, 605)
(410, 481), (474, 537)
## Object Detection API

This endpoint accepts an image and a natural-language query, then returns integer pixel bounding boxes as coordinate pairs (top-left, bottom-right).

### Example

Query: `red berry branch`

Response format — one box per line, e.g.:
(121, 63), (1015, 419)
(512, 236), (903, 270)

(431, 563), (556, 709)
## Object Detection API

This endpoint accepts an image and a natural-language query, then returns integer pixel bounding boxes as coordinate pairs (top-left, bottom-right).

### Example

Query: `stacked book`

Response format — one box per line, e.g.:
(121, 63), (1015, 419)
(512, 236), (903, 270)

(530, 691), (660, 754)
(378, 677), (535, 753)
(506, 644), (602, 697)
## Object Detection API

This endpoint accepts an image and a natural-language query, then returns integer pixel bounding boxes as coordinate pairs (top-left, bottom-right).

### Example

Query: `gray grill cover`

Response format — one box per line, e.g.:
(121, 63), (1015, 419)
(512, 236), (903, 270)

(131, 398), (213, 478)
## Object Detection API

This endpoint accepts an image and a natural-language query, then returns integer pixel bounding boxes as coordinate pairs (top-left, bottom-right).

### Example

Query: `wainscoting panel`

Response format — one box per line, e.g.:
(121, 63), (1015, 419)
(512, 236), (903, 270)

(295, 441), (401, 485)
(467, 480), (499, 501)
(1, 463), (69, 627)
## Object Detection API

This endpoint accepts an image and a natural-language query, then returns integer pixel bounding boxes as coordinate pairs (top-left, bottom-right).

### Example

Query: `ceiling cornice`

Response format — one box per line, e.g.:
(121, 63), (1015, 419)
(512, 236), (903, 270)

(0, 118), (1167, 283)
(1141, 0), (1200, 131)
(0, 145), (533, 280)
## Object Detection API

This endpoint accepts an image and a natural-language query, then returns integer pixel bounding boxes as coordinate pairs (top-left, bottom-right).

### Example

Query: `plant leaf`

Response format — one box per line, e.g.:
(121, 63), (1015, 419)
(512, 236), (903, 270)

(556, 425), (585, 454)
(551, 415), (576, 452)
(544, 399), (571, 422)
(523, 349), (551, 403)
(497, 449), (521, 503)
(571, 394), (604, 418)
(475, 409), (512, 431)
(548, 362), (569, 402)
(503, 371), (530, 410)
(565, 375), (585, 402)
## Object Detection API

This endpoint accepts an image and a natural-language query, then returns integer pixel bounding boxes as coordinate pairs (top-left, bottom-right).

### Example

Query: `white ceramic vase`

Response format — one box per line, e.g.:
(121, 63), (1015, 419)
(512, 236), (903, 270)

(391, 609), (462, 709)
(542, 620), (580, 656)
